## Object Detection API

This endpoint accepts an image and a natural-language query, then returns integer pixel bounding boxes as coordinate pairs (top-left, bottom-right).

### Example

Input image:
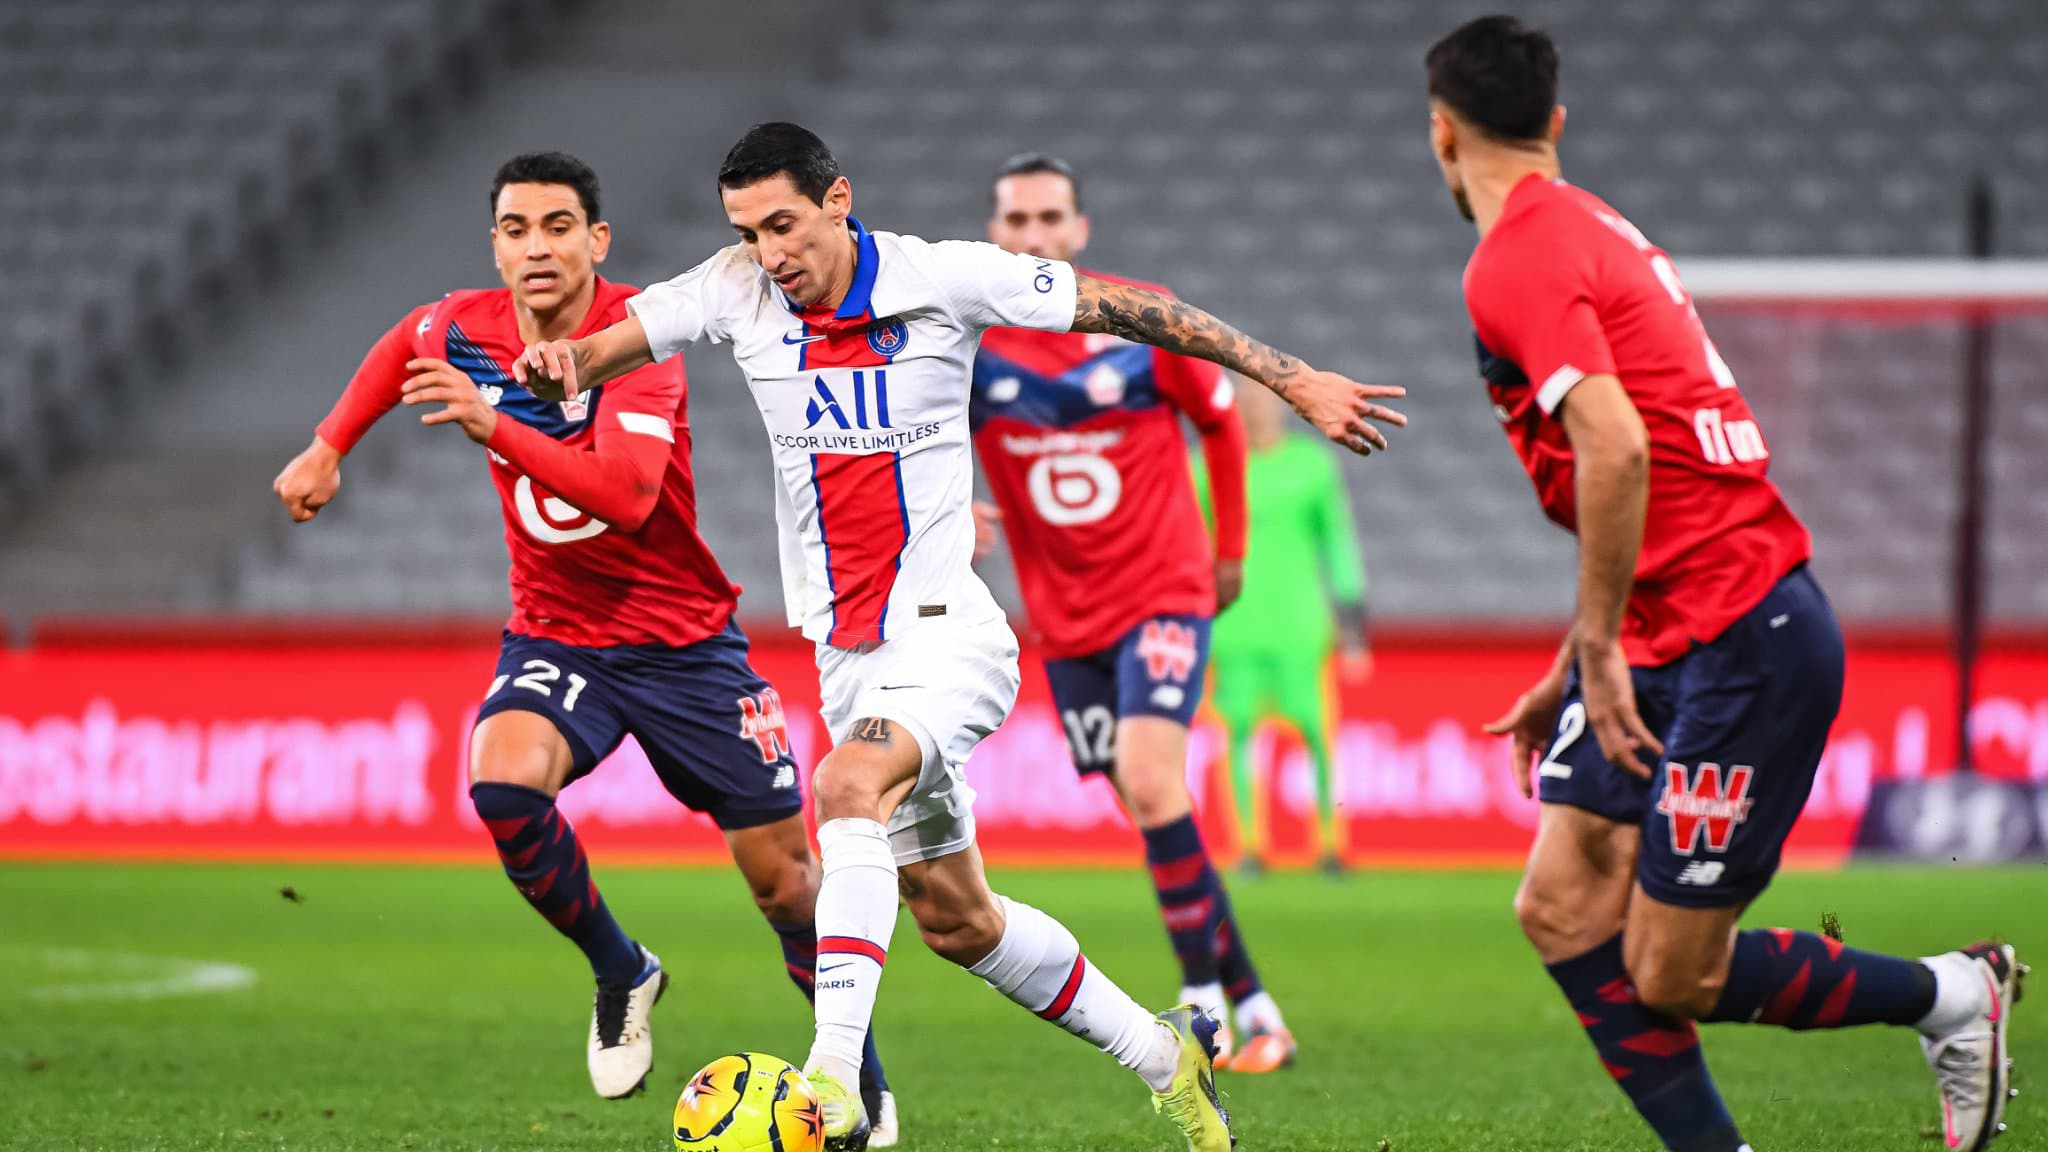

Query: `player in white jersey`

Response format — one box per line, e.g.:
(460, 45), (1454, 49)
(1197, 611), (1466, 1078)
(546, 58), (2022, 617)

(515, 122), (1405, 1152)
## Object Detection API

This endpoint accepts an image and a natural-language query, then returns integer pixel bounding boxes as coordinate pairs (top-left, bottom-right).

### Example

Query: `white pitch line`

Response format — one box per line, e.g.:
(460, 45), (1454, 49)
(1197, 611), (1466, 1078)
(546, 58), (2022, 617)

(15, 948), (257, 1003)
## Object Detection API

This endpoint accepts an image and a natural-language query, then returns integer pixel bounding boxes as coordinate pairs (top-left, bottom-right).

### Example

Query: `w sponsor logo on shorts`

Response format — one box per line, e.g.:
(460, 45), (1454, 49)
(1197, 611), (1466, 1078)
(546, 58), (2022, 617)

(737, 689), (791, 764)
(1657, 762), (1755, 856)
(1135, 620), (1199, 683)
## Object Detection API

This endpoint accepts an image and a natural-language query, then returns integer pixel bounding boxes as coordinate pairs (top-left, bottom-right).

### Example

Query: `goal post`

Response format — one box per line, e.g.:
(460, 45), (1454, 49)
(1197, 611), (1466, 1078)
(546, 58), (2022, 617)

(1678, 255), (2048, 781)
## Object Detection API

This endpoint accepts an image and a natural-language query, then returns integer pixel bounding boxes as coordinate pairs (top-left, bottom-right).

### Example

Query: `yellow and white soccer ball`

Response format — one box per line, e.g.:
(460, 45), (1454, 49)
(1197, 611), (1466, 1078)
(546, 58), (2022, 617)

(673, 1052), (824, 1152)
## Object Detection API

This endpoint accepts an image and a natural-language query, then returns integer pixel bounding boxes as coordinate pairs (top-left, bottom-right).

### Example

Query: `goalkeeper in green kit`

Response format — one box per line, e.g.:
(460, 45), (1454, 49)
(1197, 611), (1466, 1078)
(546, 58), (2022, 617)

(1195, 380), (1371, 874)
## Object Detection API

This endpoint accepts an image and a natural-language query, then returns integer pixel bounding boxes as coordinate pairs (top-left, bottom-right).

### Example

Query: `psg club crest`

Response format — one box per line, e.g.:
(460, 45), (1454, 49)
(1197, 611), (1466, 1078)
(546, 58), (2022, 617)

(867, 317), (908, 359)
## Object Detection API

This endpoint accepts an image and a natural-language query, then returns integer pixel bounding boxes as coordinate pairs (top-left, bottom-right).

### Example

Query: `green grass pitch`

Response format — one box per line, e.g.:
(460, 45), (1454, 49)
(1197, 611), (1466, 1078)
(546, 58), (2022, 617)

(0, 862), (2039, 1151)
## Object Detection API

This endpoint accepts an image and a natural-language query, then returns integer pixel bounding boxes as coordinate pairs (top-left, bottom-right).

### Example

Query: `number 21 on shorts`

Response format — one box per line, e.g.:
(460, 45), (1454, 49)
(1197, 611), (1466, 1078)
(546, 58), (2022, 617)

(488, 660), (589, 712)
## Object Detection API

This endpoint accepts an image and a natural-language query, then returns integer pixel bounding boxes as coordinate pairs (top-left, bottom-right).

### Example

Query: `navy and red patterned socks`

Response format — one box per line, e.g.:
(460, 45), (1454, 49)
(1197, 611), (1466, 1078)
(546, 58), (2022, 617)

(1707, 927), (1936, 1029)
(1545, 934), (1747, 1152)
(1140, 815), (1230, 989)
(470, 781), (640, 984)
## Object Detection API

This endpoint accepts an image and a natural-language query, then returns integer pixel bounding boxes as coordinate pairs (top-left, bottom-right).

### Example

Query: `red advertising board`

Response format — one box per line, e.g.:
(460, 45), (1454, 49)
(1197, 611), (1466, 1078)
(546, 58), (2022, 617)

(2, 630), (2045, 865)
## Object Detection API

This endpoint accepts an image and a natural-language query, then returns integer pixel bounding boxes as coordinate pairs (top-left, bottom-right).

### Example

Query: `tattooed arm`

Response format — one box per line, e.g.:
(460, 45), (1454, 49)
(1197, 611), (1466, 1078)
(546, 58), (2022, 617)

(1072, 273), (1406, 455)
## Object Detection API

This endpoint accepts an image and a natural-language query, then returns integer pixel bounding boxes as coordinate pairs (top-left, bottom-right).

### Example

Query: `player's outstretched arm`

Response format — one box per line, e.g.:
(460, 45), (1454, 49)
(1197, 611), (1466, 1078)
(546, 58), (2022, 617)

(273, 304), (433, 522)
(1071, 274), (1406, 456)
(513, 315), (656, 401)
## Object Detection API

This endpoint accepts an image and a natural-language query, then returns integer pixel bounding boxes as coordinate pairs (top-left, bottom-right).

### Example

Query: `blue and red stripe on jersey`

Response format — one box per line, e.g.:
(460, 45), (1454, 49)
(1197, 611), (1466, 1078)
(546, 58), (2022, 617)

(809, 452), (911, 648)
(969, 341), (1160, 432)
(442, 319), (602, 441)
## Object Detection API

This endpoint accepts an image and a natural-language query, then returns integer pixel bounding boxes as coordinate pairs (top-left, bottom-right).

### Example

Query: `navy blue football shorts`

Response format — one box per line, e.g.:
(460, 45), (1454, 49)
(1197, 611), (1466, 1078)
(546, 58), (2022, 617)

(1538, 565), (1843, 909)
(1042, 614), (1211, 777)
(474, 621), (802, 831)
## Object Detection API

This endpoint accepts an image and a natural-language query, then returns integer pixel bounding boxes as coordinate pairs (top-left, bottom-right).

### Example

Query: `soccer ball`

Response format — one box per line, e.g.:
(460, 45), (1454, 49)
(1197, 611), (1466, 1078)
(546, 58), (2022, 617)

(673, 1052), (824, 1152)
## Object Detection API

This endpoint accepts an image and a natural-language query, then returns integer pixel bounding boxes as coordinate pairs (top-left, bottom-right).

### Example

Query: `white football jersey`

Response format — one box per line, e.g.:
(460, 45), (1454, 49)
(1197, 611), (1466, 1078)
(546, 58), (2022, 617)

(630, 219), (1079, 648)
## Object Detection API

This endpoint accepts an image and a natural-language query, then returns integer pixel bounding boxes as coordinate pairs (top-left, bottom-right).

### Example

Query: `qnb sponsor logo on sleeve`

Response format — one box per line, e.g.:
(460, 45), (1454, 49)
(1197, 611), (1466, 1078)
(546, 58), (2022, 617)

(0, 700), (438, 827)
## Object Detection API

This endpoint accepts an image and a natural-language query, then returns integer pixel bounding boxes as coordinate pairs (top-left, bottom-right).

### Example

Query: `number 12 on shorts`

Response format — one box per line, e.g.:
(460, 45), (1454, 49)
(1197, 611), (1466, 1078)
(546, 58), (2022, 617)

(1539, 701), (1586, 779)
(488, 659), (588, 712)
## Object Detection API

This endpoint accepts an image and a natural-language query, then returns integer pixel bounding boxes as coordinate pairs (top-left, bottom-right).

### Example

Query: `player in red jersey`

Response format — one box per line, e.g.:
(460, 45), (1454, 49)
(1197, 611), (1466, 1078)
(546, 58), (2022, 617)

(1428, 18), (2022, 1152)
(968, 153), (1294, 1073)
(271, 154), (898, 1136)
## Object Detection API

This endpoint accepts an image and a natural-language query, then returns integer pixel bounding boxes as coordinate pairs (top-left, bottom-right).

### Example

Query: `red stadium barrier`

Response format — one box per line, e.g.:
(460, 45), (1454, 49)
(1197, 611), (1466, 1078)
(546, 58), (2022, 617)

(2, 628), (2045, 865)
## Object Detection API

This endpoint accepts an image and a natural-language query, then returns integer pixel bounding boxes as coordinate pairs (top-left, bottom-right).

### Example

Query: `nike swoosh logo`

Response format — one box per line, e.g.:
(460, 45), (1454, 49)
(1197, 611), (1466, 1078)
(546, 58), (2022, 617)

(782, 331), (827, 346)
(819, 962), (853, 974)
(875, 685), (922, 692)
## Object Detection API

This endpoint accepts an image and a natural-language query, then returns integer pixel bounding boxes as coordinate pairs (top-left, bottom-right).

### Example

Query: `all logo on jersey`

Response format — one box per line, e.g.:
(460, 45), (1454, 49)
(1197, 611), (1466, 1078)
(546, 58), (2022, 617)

(738, 689), (791, 764)
(866, 317), (908, 358)
(1136, 621), (1200, 683)
(1657, 762), (1754, 856)
(805, 371), (891, 430)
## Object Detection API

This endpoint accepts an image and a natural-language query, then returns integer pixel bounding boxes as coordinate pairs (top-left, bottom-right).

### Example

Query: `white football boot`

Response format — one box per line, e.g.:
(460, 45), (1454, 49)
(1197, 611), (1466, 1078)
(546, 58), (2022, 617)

(588, 946), (667, 1099)
(1919, 941), (2026, 1150)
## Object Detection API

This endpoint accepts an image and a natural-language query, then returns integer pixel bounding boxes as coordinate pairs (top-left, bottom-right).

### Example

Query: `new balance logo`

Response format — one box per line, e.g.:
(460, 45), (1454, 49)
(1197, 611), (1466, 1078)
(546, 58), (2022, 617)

(771, 762), (797, 790)
(1136, 620), (1200, 683)
(738, 689), (791, 764)
(1657, 762), (1755, 856)
(1675, 861), (1727, 887)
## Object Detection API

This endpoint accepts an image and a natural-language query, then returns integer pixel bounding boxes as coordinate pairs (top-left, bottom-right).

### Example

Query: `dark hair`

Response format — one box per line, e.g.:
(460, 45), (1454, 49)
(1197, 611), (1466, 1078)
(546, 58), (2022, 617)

(491, 152), (602, 222)
(991, 152), (1082, 212)
(717, 122), (842, 204)
(1426, 15), (1559, 143)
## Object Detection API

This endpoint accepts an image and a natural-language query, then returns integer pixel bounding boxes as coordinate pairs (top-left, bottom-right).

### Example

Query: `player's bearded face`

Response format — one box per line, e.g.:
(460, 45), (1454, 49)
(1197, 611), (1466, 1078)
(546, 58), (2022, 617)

(988, 173), (1087, 262)
(723, 175), (855, 310)
(491, 182), (607, 314)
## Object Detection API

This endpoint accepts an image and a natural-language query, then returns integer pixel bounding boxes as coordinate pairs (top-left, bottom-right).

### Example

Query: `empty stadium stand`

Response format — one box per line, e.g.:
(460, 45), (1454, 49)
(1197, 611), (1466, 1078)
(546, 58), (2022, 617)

(6, 0), (2044, 628)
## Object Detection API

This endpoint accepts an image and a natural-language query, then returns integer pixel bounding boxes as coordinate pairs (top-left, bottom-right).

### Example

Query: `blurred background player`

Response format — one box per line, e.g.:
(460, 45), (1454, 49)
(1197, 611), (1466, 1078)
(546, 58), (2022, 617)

(270, 153), (897, 1136)
(1429, 18), (2024, 1152)
(514, 122), (1405, 1151)
(1197, 379), (1370, 877)
(968, 152), (1295, 1073)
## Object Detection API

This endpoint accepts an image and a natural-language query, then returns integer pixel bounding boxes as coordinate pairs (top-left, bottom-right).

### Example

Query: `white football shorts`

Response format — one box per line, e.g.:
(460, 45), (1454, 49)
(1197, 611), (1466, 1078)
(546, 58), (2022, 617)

(814, 614), (1021, 867)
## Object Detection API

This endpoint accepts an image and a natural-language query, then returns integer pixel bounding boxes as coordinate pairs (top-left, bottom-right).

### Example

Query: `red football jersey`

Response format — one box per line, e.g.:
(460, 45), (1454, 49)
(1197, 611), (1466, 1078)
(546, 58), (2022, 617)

(971, 271), (1246, 660)
(318, 279), (741, 648)
(1462, 176), (1812, 666)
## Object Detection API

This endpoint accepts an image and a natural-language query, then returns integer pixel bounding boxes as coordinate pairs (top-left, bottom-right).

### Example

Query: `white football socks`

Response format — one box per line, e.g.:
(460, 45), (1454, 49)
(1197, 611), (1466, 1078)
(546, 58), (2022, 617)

(969, 895), (1177, 1091)
(1915, 952), (1989, 1037)
(805, 818), (899, 1085)
(1233, 989), (1287, 1037)
(1181, 982), (1228, 1033)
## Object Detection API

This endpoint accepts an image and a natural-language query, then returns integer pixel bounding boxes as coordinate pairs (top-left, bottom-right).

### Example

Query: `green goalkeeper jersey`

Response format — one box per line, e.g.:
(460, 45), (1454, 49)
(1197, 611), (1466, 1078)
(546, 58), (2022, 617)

(1194, 433), (1366, 656)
